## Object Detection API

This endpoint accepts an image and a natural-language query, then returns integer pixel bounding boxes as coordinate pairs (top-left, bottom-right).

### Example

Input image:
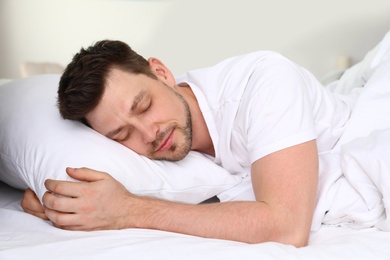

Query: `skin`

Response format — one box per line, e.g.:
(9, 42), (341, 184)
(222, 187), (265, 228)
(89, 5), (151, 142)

(21, 57), (318, 247)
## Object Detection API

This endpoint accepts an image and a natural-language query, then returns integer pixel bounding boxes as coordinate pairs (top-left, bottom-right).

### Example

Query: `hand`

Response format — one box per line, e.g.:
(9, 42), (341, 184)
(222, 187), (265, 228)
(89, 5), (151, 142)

(21, 188), (49, 220)
(43, 167), (135, 231)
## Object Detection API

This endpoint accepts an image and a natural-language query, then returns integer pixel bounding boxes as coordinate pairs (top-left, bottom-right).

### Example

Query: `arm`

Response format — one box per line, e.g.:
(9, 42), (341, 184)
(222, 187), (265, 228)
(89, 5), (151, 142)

(250, 139), (318, 246)
(42, 140), (318, 247)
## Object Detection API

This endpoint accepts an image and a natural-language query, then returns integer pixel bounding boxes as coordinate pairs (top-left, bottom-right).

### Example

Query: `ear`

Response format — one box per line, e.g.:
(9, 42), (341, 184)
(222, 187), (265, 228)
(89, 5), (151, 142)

(148, 57), (176, 87)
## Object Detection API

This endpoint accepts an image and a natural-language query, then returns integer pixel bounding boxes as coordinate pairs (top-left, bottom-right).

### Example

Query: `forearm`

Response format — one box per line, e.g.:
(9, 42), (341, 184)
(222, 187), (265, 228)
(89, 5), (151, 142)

(125, 195), (311, 246)
(41, 167), (315, 247)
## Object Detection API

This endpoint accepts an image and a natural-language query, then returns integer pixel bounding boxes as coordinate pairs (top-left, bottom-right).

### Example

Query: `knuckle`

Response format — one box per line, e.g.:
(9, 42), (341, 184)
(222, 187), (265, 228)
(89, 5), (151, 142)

(50, 197), (61, 209)
(45, 180), (64, 195)
(80, 203), (94, 214)
(51, 182), (62, 194)
(51, 214), (65, 226)
(42, 192), (52, 206)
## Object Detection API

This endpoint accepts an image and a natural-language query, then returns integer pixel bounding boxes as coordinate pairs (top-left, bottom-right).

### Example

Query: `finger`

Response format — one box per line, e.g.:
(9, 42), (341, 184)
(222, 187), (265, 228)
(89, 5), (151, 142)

(66, 167), (111, 182)
(22, 201), (49, 220)
(42, 191), (77, 213)
(53, 223), (96, 231)
(26, 210), (50, 221)
(53, 223), (85, 231)
(44, 179), (82, 198)
(21, 188), (40, 208)
(44, 204), (96, 231)
(44, 205), (80, 228)
(25, 187), (36, 198)
(21, 189), (50, 220)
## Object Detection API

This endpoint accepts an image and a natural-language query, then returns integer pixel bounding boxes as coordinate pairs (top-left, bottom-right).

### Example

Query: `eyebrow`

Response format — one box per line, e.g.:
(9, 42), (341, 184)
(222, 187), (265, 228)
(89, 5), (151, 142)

(105, 89), (146, 139)
(130, 89), (146, 113)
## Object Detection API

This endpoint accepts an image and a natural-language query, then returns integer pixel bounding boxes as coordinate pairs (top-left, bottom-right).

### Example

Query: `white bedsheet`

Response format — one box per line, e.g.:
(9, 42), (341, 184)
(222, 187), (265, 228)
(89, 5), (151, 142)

(1, 182), (389, 259)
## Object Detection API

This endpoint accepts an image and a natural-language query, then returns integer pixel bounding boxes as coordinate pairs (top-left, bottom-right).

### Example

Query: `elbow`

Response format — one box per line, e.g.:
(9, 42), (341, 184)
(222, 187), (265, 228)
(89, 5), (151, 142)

(273, 222), (311, 247)
(245, 231), (309, 247)
(288, 233), (310, 248)
(242, 224), (310, 247)
(249, 219), (311, 247)
(265, 229), (310, 247)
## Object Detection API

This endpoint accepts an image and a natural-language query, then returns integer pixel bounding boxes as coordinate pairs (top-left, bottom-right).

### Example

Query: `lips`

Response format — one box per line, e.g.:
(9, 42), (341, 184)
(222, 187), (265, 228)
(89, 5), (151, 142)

(155, 130), (174, 152)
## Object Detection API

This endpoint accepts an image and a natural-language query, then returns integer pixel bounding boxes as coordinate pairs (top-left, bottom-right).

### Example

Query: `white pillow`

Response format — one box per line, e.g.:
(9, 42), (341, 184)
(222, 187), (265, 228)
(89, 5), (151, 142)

(0, 75), (240, 204)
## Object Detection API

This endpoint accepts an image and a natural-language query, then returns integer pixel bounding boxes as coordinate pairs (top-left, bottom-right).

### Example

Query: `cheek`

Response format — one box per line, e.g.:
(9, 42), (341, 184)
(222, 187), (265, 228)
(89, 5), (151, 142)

(158, 100), (184, 120)
(120, 138), (147, 155)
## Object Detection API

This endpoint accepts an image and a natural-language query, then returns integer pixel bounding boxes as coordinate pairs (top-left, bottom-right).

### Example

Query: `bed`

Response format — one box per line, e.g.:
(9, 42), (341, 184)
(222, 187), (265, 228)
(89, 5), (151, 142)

(1, 30), (390, 258)
(1, 181), (390, 259)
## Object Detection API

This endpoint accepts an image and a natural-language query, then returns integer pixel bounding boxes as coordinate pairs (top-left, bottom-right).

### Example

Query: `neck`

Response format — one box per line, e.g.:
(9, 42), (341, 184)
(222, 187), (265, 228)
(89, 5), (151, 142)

(175, 83), (215, 157)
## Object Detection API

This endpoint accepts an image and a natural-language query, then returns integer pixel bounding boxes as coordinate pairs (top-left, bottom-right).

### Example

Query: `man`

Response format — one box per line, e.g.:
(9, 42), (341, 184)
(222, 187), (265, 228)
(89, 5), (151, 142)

(22, 40), (354, 247)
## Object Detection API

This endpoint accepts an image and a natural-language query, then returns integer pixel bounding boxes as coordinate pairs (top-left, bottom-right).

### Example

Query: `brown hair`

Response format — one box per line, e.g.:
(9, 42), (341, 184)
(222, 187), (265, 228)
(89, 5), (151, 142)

(57, 40), (157, 125)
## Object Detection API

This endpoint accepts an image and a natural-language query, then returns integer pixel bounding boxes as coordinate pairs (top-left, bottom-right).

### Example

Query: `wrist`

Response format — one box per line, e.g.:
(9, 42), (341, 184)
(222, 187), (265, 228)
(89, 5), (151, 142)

(120, 194), (170, 230)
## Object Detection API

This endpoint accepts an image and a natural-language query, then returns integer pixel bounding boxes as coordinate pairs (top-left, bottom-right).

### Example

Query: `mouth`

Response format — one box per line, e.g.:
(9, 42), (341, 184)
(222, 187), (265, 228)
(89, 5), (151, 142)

(155, 130), (174, 152)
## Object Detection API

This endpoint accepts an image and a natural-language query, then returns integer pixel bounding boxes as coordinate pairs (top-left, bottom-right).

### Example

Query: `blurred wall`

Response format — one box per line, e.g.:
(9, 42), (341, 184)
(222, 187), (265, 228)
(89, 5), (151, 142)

(0, 0), (389, 79)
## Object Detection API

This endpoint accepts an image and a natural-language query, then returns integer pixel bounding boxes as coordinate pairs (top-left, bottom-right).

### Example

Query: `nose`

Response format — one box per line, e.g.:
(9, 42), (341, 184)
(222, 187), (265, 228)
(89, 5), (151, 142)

(138, 121), (158, 143)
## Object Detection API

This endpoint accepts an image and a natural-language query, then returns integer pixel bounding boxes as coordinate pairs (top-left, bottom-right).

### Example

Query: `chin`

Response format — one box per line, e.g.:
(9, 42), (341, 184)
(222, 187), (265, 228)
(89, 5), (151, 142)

(153, 153), (187, 162)
(152, 147), (191, 162)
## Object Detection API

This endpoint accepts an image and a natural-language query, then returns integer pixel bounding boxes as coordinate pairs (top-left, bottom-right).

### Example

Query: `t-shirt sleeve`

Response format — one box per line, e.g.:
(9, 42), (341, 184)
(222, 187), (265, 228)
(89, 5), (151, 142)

(237, 54), (317, 164)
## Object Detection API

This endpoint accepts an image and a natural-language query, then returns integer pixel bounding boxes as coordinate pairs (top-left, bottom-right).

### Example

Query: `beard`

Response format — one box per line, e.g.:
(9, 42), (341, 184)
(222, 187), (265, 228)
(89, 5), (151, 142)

(148, 84), (193, 162)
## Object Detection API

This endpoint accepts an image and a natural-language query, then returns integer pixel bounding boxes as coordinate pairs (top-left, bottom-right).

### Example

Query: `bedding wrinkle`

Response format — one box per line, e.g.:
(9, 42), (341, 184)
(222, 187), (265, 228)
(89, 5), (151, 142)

(320, 48), (390, 230)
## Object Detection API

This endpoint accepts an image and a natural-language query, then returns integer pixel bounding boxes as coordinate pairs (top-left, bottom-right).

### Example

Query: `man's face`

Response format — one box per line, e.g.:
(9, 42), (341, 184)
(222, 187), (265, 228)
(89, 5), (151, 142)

(86, 68), (192, 161)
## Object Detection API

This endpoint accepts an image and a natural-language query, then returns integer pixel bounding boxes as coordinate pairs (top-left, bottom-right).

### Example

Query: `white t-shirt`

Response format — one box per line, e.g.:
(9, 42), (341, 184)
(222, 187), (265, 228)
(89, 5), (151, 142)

(177, 51), (353, 177)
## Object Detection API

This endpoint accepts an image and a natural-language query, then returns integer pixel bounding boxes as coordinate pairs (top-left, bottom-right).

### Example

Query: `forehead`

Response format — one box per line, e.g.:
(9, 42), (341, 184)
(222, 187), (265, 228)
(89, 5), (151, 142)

(86, 69), (148, 132)
(102, 68), (158, 109)
(105, 68), (144, 95)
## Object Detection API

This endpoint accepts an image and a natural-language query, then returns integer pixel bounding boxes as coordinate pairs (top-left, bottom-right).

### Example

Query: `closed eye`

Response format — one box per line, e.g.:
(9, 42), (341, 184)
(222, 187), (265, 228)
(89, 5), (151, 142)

(115, 127), (133, 142)
(139, 99), (152, 114)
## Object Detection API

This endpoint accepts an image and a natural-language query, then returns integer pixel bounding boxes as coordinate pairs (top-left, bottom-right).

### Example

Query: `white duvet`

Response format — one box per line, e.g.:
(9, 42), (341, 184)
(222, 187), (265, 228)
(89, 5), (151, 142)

(319, 39), (390, 230)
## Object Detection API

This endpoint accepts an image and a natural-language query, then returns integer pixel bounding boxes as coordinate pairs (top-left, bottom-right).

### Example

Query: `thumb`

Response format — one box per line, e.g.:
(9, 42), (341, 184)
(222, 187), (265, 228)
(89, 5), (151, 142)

(66, 167), (111, 182)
